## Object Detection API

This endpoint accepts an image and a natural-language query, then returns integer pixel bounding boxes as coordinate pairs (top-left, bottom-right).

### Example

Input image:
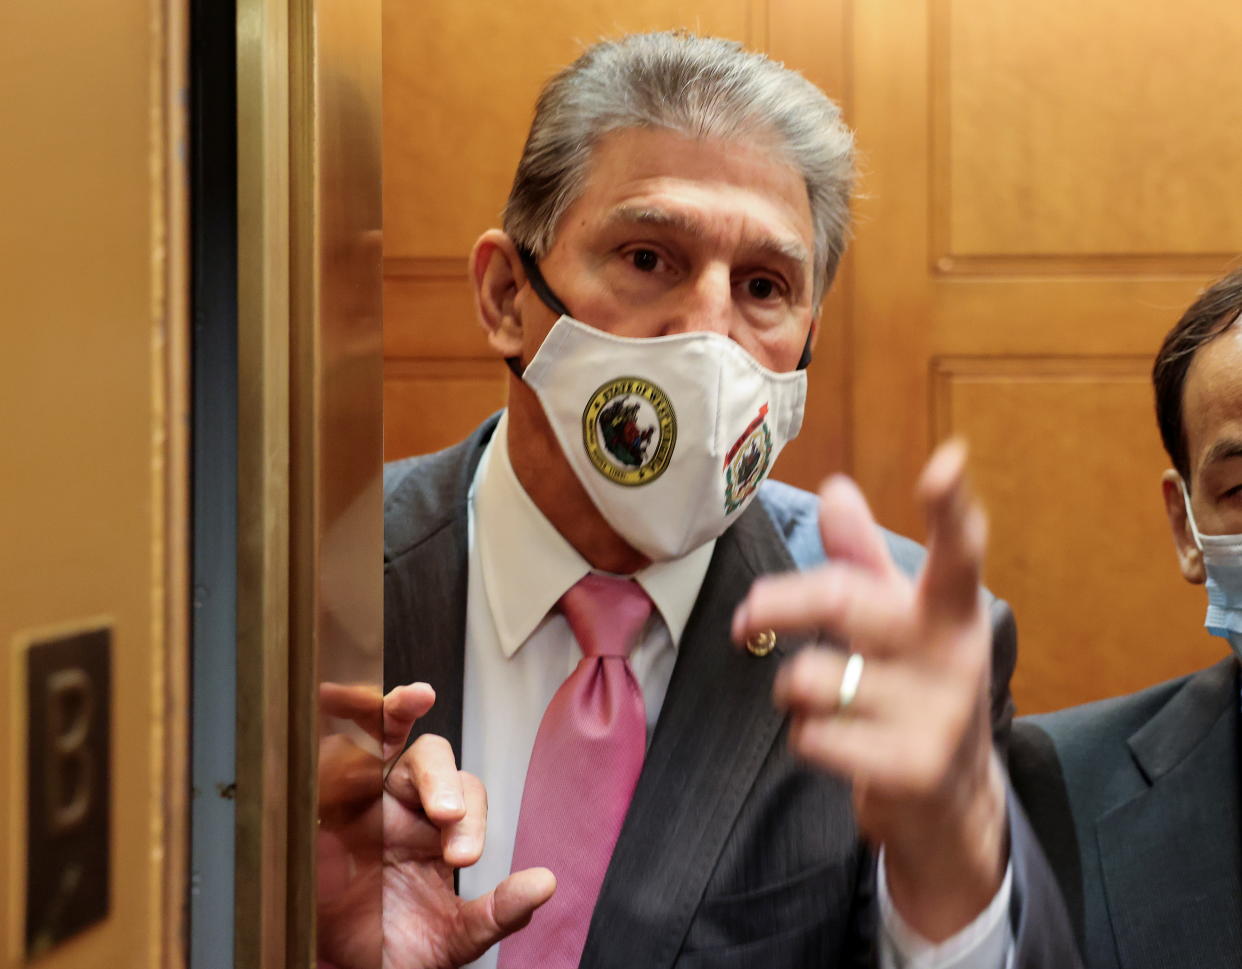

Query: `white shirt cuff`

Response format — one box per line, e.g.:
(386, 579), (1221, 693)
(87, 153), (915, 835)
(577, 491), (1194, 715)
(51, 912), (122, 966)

(877, 850), (1014, 969)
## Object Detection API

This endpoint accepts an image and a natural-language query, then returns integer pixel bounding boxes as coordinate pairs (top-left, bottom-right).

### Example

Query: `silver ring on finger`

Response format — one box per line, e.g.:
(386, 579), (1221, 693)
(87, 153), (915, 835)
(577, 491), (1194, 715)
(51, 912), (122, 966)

(837, 652), (865, 715)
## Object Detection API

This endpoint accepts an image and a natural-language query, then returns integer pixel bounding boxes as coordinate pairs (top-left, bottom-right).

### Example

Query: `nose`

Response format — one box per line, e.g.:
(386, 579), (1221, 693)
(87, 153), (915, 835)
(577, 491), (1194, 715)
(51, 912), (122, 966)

(661, 264), (732, 337)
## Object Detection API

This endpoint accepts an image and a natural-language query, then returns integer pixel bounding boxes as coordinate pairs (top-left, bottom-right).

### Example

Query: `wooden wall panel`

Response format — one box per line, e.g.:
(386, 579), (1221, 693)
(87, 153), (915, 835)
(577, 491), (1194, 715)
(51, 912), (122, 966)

(765, 0), (852, 489)
(852, 0), (1242, 711)
(930, 276), (1224, 355)
(384, 362), (508, 461)
(850, 1), (935, 537)
(383, 0), (759, 261)
(940, 0), (1242, 261)
(933, 357), (1218, 712)
(383, 259), (487, 359)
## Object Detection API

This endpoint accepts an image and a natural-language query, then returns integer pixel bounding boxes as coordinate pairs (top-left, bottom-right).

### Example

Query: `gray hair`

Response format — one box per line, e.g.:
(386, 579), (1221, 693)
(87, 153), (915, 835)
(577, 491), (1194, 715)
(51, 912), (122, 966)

(503, 32), (855, 306)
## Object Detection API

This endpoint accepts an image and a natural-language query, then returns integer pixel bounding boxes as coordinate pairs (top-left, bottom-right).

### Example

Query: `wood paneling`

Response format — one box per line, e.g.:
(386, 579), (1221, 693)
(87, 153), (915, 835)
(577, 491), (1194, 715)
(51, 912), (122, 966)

(852, 0), (1242, 712)
(850, 0), (934, 536)
(384, 361), (507, 461)
(938, 0), (1242, 260)
(383, 0), (761, 260)
(933, 357), (1218, 712)
(929, 276), (1229, 355)
(765, 0), (852, 489)
(383, 259), (484, 358)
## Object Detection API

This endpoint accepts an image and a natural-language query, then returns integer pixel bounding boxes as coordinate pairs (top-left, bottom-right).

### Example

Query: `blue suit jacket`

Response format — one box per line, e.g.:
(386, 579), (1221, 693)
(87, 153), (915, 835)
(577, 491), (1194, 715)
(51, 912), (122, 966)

(1011, 657), (1242, 969)
(385, 415), (1079, 967)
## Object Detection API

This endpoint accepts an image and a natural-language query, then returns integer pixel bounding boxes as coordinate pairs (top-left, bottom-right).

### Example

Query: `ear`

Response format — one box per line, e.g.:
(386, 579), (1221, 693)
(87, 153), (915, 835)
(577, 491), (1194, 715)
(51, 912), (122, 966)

(1161, 469), (1205, 584)
(470, 229), (526, 358)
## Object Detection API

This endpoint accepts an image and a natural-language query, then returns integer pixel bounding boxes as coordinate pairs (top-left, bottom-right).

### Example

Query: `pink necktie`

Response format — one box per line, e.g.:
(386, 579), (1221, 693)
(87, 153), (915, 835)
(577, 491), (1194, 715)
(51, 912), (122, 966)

(497, 574), (653, 969)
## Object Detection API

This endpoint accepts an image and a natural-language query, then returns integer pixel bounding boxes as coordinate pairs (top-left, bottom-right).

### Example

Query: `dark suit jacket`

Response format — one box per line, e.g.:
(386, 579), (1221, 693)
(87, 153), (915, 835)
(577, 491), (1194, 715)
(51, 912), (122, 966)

(386, 416), (1079, 968)
(1010, 656), (1242, 969)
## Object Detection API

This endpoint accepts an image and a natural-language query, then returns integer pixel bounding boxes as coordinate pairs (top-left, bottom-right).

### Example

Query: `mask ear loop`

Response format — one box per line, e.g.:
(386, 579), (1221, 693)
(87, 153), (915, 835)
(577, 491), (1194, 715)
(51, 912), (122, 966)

(1180, 476), (1206, 552)
(796, 335), (812, 370)
(503, 248), (572, 379)
(517, 247), (571, 318)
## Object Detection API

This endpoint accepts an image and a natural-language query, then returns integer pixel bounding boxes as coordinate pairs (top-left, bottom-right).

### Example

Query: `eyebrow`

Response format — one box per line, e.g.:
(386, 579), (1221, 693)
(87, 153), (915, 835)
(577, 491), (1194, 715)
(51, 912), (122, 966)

(604, 204), (811, 288)
(1202, 437), (1242, 467)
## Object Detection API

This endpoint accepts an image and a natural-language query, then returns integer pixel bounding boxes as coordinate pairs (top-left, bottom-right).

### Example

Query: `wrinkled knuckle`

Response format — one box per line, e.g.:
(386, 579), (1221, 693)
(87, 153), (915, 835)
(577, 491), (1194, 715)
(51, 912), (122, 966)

(412, 762), (437, 795)
(789, 655), (829, 705)
(410, 757), (446, 790)
(409, 731), (446, 761)
(786, 653), (816, 693)
(780, 650), (810, 686)
(384, 754), (412, 791)
(817, 580), (844, 622)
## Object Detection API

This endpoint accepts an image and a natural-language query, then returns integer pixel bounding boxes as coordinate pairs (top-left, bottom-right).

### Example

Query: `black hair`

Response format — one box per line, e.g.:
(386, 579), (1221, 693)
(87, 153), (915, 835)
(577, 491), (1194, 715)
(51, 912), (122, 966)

(1152, 268), (1242, 481)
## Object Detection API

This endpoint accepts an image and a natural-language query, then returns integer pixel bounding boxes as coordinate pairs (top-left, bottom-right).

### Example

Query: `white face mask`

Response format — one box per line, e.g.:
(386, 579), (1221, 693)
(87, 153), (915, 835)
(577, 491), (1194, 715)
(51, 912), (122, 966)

(521, 313), (807, 561)
(1180, 479), (1242, 656)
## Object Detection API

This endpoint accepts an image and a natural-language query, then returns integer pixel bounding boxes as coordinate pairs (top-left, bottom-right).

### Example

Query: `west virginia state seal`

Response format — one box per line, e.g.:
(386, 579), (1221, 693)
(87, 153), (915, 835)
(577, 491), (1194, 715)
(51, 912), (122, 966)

(581, 377), (676, 486)
(723, 403), (773, 513)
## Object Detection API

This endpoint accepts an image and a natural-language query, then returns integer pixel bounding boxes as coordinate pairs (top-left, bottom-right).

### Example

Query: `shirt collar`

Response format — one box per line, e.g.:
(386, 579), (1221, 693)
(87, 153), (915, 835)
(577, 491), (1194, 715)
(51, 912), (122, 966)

(472, 411), (716, 657)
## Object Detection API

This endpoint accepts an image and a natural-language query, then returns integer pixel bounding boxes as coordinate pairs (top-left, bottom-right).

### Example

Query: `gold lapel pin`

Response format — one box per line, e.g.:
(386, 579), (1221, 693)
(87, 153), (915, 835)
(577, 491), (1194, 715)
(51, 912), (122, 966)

(746, 629), (776, 657)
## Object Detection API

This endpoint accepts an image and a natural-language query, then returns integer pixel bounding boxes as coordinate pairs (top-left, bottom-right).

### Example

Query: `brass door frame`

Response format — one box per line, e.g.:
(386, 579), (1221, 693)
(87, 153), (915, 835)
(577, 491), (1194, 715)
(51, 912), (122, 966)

(235, 0), (292, 961)
(234, 0), (383, 963)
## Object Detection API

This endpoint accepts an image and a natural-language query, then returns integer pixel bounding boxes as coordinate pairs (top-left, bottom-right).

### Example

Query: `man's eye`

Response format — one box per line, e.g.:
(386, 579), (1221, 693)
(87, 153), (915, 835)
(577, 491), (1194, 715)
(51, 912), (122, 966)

(629, 249), (660, 272)
(747, 277), (777, 300)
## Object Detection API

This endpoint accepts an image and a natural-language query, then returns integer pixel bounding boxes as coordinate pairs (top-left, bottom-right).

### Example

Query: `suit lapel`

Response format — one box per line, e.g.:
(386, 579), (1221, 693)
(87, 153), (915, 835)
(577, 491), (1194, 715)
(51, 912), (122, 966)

(1097, 658), (1242, 969)
(384, 418), (498, 759)
(395, 518), (469, 755)
(580, 501), (816, 969)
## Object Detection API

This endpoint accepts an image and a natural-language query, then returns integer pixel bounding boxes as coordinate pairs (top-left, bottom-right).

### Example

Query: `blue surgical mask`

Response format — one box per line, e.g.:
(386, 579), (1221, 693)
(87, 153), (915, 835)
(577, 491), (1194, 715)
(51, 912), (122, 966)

(1180, 479), (1242, 657)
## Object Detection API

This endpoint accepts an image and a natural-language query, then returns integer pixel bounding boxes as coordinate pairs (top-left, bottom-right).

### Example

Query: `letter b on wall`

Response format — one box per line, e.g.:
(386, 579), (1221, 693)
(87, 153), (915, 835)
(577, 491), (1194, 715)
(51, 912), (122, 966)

(25, 626), (111, 956)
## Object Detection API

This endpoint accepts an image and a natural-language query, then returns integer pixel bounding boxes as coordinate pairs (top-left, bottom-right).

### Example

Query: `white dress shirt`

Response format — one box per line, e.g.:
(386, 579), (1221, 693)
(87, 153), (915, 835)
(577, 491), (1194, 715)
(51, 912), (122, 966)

(454, 411), (1010, 969)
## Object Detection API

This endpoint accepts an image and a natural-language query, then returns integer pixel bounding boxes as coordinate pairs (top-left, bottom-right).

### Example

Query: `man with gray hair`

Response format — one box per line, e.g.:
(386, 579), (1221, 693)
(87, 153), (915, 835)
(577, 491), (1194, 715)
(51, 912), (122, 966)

(377, 32), (1076, 969)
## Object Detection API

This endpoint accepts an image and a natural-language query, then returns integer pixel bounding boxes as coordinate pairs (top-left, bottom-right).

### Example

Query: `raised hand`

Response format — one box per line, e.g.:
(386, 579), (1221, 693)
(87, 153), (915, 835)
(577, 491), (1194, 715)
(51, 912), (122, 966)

(731, 442), (1006, 941)
(316, 683), (556, 968)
